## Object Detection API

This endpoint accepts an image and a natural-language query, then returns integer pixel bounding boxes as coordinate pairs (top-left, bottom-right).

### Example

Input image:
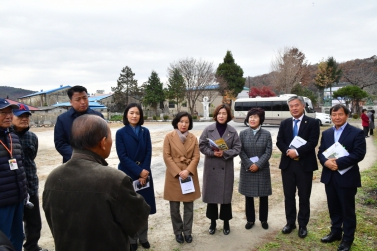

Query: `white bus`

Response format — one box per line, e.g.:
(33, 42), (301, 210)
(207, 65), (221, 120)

(232, 94), (317, 126)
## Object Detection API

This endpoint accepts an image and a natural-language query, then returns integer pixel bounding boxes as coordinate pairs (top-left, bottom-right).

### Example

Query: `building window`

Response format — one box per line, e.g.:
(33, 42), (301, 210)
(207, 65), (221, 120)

(181, 102), (187, 107)
(169, 101), (175, 108)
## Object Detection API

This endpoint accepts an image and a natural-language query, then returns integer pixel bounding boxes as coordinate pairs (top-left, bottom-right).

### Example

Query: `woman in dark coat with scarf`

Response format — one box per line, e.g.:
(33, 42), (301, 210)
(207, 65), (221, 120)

(239, 108), (272, 230)
(116, 103), (156, 251)
(199, 104), (241, 235)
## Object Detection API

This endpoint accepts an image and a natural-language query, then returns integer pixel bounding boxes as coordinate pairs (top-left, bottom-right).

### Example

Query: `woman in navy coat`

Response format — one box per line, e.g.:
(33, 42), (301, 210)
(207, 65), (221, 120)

(116, 103), (156, 251)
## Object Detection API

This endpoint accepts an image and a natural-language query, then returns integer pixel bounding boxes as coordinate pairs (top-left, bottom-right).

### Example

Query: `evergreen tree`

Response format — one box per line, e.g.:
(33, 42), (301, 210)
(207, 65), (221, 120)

(143, 71), (165, 115)
(333, 85), (367, 114)
(111, 66), (139, 111)
(166, 68), (186, 112)
(216, 51), (245, 98)
(314, 57), (342, 103)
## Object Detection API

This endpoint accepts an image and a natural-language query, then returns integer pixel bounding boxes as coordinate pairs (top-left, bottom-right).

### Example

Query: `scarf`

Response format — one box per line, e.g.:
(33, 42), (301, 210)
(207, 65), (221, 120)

(176, 129), (188, 143)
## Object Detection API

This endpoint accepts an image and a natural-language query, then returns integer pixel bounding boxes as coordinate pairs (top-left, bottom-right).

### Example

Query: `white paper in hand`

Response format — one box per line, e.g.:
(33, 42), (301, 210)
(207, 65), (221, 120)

(289, 136), (307, 149)
(179, 176), (195, 194)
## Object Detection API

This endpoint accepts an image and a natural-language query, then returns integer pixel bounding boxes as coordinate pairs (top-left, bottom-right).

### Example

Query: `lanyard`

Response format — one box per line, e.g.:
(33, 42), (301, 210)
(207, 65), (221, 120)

(0, 133), (13, 158)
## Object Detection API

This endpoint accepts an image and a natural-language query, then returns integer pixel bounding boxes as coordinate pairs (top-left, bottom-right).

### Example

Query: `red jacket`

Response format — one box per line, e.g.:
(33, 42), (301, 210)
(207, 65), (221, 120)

(361, 113), (369, 127)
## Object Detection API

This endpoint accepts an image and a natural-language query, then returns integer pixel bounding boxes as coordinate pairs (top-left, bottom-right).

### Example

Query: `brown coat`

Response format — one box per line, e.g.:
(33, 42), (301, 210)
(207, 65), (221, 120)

(163, 130), (201, 202)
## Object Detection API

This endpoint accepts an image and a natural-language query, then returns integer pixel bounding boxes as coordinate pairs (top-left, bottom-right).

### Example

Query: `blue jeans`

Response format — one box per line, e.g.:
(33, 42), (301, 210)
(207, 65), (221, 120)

(0, 201), (24, 251)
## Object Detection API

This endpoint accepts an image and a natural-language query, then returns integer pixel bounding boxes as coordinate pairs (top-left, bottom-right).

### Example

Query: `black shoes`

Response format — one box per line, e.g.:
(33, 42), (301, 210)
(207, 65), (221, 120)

(140, 241), (150, 249)
(223, 220), (230, 235)
(130, 243), (138, 251)
(261, 221), (269, 230)
(245, 222), (254, 229)
(184, 235), (193, 243)
(338, 240), (352, 251)
(175, 233), (184, 244)
(208, 227), (216, 235)
(298, 226), (308, 238)
(223, 228), (230, 235)
(282, 224), (296, 234)
(321, 232), (342, 243)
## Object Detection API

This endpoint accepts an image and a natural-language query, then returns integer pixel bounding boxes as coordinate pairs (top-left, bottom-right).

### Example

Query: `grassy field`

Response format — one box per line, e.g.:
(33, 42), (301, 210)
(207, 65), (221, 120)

(256, 134), (377, 251)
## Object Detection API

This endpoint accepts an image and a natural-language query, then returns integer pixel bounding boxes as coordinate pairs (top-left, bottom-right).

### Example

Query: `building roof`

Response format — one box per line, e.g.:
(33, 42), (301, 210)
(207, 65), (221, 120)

(187, 84), (219, 91)
(53, 101), (107, 109)
(19, 85), (71, 98)
(88, 94), (112, 101)
(5, 99), (39, 110)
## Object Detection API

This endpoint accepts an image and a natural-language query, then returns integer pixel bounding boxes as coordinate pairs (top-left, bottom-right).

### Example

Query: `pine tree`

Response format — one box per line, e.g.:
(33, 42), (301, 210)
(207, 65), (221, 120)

(111, 66), (139, 111)
(143, 71), (165, 115)
(216, 51), (245, 98)
(166, 68), (186, 112)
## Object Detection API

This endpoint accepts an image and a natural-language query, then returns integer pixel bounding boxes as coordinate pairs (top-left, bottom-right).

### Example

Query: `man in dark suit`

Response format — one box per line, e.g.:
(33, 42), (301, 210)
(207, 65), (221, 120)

(276, 96), (320, 238)
(318, 104), (366, 251)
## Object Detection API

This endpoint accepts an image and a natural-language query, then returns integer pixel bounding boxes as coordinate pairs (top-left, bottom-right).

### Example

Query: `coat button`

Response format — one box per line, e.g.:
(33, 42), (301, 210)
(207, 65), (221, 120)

(213, 168), (215, 170)
(222, 168), (224, 170)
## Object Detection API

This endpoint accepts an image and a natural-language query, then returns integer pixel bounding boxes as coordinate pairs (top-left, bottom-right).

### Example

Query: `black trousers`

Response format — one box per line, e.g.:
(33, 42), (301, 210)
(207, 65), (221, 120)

(370, 128), (374, 136)
(245, 196), (268, 223)
(23, 194), (42, 251)
(206, 203), (232, 221)
(281, 160), (313, 227)
(363, 126), (369, 137)
(325, 175), (357, 242)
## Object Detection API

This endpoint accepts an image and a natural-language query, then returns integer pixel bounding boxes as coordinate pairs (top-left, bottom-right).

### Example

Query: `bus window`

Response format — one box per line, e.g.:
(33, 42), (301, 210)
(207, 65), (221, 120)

(282, 102), (289, 111)
(243, 102), (253, 111)
(258, 101), (272, 111)
(272, 101), (282, 111)
(235, 102), (243, 111)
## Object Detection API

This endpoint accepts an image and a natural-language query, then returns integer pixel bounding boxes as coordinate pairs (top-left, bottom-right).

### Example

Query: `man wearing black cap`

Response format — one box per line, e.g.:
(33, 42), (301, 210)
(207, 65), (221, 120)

(12, 104), (47, 251)
(0, 99), (28, 251)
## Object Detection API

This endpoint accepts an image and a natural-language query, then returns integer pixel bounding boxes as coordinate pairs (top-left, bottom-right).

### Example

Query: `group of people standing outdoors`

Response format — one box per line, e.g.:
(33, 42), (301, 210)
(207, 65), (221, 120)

(1, 85), (368, 251)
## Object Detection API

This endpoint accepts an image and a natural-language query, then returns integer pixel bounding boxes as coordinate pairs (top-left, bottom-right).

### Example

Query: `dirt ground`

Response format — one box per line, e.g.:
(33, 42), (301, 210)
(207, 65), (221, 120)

(32, 123), (376, 251)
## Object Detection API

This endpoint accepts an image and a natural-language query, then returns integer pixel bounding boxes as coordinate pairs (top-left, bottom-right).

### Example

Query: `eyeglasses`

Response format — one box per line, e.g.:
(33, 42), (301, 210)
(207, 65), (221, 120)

(0, 111), (13, 115)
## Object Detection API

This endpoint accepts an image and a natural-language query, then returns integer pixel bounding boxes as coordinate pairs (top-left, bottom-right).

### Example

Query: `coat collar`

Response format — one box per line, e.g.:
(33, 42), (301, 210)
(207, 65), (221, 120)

(337, 123), (353, 144)
(170, 130), (195, 156)
(71, 148), (108, 166)
(207, 122), (236, 143)
(124, 125), (141, 141)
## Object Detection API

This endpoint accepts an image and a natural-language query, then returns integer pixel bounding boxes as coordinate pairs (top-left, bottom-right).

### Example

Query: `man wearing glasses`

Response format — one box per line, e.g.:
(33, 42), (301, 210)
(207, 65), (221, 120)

(54, 86), (104, 163)
(0, 99), (28, 251)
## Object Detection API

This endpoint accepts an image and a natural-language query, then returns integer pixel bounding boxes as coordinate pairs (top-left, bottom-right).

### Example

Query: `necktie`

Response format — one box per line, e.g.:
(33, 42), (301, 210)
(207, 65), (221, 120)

(293, 119), (300, 138)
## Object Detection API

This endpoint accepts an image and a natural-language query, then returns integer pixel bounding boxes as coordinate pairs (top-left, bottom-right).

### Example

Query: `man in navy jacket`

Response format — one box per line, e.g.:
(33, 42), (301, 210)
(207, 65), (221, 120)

(318, 104), (366, 251)
(54, 86), (104, 163)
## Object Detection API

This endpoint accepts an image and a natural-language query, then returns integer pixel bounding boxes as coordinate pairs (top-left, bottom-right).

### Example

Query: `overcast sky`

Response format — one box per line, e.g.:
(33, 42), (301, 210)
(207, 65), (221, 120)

(1, 0), (376, 95)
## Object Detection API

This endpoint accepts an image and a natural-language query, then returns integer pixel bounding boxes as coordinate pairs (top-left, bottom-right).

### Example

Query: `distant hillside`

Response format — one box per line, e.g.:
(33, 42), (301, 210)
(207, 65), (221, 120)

(246, 55), (377, 94)
(0, 86), (36, 100)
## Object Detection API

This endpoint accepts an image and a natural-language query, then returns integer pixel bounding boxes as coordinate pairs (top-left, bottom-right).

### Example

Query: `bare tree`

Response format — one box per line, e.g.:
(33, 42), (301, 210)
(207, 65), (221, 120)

(342, 67), (377, 90)
(270, 47), (308, 94)
(168, 58), (216, 115)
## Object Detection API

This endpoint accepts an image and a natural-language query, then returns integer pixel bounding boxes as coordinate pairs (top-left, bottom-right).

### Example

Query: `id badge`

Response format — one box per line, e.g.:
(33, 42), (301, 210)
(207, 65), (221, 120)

(9, 159), (18, 170)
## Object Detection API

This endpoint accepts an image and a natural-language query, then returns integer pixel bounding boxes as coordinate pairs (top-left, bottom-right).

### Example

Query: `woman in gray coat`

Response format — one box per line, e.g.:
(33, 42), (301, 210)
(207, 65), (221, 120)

(199, 104), (241, 235)
(239, 108), (272, 230)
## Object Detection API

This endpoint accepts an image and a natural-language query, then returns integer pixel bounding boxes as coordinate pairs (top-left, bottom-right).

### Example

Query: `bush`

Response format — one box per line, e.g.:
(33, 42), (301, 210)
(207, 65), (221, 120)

(209, 113), (213, 117)
(152, 115), (157, 120)
(144, 115), (148, 120)
(352, 113), (359, 119)
(192, 115), (198, 120)
(110, 115), (123, 121)
(163, 115), (169, 121)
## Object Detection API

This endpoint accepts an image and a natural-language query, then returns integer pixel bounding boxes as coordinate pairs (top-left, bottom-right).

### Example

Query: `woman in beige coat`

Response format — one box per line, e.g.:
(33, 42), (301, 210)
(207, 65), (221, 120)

(163, 112), (201, 244)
